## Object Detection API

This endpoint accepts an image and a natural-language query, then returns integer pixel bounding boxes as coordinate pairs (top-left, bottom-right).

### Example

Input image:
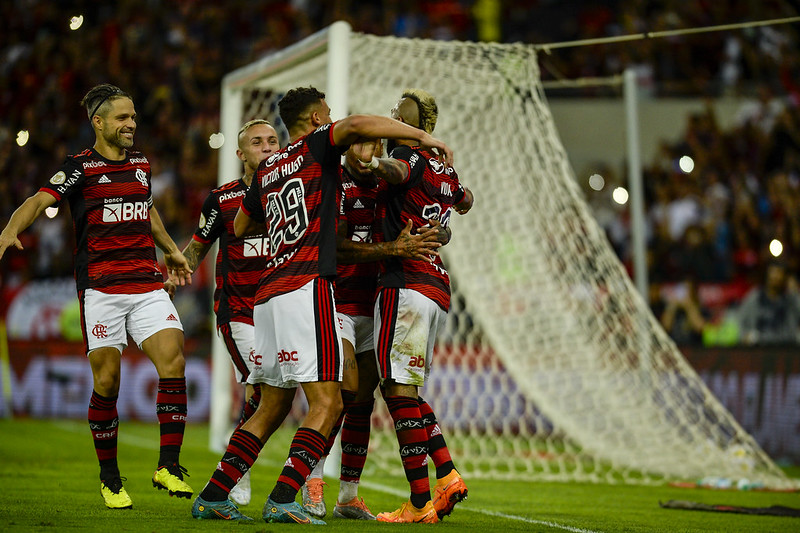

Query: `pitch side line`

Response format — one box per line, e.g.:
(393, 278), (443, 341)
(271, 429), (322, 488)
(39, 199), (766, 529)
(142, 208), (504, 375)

(361, 479), (604, 533)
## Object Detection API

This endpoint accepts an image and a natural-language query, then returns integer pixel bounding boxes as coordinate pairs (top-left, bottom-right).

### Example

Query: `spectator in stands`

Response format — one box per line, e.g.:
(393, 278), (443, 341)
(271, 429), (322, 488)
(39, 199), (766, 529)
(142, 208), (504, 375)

(658, 279), (709, 346)
(737, 260), (800, 345)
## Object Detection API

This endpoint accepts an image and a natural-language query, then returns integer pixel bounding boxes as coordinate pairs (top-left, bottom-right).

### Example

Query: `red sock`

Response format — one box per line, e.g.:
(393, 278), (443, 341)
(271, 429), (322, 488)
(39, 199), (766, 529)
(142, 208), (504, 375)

(89, 391), (119, 475)
(418, 396), (456, 479)
(156, 377), (187, 465)
(201, 429), (263, 501)
(340, 399), (374, 483)
(385, 395), (430, 507)
(270, 427), (327, 503)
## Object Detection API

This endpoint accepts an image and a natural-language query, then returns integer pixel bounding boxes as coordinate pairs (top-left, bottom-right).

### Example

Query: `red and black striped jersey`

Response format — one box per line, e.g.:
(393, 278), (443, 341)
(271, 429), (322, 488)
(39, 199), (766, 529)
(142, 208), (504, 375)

(39, 148), (163, 294)
(193, 178), (264, 326)
(241, 123), (345, 305)
(335, 166), (382, 317)
(374, 145), (466, 311)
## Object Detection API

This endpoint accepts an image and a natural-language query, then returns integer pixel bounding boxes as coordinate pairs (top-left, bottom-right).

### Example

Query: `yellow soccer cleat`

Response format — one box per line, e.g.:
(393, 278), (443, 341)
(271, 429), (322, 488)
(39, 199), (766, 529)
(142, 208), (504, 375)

(152, 463), (193, 499)
(376, 500), (438, 523)
(100, 477), (133, 510)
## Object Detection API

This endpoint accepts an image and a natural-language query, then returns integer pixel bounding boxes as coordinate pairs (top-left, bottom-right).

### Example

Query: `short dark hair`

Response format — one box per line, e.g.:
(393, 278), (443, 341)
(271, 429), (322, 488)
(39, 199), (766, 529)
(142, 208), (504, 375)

(80, 84), (130, 119)
(279, 86), (326, 130)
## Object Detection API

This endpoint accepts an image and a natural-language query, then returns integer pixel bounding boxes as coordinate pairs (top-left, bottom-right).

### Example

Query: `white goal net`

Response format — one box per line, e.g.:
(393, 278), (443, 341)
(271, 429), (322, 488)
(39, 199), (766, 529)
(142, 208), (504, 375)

(216, 21), (797, 489)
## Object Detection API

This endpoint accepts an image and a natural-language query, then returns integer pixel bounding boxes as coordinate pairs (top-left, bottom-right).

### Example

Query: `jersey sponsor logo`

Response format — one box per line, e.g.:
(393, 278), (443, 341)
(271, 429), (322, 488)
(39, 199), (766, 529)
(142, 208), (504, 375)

(83, 160), (107, 169)
(243, 237), (270, 257)
(352, 228), (369, 242)
(129, 156), (148, 164)
(409, 153), (420, 167)
(249, 350), (262, 365)
(102, 201), (149, 223)
(98, 175), (111, 183)
(56, 170), (81, 194)
(440, 182), (452, 196)
(198, 209), (218, 237)
(428, 157), (445, 174)
(219, 190), (245, 203)
(135, 168), (148, 187)
(49, 171), (66, 185)
(277, 349), (298, 363)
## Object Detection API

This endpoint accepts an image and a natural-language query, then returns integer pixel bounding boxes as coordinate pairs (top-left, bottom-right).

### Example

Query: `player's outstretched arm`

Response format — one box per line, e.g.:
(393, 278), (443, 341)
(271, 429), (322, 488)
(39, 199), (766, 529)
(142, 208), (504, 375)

(332, 115), (453, 166)
(0, 191), (56, 261)
(337, 219), (441, 264)
(149, 206), (193, 286)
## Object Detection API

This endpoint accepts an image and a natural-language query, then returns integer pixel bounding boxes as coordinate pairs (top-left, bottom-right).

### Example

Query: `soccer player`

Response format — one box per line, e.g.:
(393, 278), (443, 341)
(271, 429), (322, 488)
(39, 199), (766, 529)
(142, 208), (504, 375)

(0, 84), (195, 509)
(301, 142), (444, 520)
(360, 89), (474, 523)
(190, 86), (453, 524)
(175, 119), (280, 506)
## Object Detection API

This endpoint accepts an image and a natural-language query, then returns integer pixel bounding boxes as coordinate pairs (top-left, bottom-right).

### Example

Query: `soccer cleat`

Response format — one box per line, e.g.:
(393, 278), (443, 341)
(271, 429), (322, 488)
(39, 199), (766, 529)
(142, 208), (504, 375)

(432, 473), (468, 519)
(152, 463), (194, 498)
(333, 497), (376, 520)
(376, 500), (439, 523)
(301, 478), (327, 518)
(263, 498), (326, 525)
(100, 477), (133, 509)
(229, 469), (251, 506)
(191, 496), (253, 521)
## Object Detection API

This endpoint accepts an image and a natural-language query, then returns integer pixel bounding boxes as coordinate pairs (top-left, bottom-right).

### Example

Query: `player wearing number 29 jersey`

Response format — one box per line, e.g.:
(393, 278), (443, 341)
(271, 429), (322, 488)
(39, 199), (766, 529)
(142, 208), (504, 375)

(39, 148), (164, 294)
(240, 123), (344, 305)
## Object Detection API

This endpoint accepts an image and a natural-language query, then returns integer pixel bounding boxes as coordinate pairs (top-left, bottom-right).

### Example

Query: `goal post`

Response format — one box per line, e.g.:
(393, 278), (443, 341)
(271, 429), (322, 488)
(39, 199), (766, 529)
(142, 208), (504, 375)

(215, 21), (797, 489)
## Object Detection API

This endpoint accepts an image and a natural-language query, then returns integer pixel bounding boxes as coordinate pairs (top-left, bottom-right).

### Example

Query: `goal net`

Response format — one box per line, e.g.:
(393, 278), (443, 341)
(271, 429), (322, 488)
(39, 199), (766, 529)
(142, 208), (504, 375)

(216, 21), (797, 489)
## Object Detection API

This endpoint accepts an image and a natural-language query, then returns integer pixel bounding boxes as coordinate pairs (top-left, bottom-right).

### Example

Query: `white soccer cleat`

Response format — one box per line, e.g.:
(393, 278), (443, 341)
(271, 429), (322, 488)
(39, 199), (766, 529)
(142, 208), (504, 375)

(301, 478), (327, 518)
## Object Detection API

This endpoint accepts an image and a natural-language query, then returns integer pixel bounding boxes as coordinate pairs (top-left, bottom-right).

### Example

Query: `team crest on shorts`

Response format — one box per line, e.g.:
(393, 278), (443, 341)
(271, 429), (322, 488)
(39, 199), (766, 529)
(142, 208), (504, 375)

(50, 171), (66, 185)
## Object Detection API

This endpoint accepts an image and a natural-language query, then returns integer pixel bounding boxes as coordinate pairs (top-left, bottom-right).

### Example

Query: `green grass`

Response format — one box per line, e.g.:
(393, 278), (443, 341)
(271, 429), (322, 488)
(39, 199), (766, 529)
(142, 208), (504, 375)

(1, 418), (798, 532)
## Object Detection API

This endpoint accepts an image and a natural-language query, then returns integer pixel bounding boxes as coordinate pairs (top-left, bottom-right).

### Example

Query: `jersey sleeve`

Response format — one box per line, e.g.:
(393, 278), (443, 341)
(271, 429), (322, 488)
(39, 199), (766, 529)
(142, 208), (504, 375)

(240, 173), (265, 223)
(389, 145), (424, 188)
(307, 122), (347, 169)
(192, 192), (224, 244)
(39, 157), (85, 205)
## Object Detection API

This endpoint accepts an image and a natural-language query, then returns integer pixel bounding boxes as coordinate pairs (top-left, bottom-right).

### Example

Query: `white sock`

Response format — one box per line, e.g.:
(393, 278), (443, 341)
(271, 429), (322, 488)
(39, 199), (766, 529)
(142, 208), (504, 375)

(338, 480), (359, 503)
(308, 456), (326, 479)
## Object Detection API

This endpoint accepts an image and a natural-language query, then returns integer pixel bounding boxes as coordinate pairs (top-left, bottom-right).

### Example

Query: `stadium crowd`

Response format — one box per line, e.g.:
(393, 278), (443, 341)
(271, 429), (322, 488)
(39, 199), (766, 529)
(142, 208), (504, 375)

(1, 0), (799, 345)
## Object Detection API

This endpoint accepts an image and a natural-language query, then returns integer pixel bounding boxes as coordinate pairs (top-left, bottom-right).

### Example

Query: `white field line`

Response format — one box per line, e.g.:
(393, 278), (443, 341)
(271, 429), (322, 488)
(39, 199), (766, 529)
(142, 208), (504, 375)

(360, 479), (604, 533)
(53, 421), (603, 532)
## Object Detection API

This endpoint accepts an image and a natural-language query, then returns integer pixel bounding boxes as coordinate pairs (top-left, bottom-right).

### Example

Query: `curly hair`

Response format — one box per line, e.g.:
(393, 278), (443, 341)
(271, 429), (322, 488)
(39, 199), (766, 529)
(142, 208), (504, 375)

(278, 86), (326, 131)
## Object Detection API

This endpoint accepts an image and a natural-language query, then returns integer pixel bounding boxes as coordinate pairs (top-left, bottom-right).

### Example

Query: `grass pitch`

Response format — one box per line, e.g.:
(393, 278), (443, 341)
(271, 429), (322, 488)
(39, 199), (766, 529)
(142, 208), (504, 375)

(0, 418), (798, 532)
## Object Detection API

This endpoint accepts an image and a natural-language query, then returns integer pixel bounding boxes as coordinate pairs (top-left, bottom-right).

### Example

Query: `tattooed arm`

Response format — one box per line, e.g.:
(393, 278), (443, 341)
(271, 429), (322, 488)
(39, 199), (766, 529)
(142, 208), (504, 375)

(182, 239), (213, 273)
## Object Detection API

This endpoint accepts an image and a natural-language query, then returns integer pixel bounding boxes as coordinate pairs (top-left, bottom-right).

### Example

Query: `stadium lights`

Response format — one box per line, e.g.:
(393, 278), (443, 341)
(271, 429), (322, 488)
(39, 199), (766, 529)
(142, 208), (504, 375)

(612, 186), (629, 205)
(208, 132), (224, 149)
(69, 15), (84, 31)
(679, 155), (695, 173)
(769, 239), (783, 257)
(16, 130), (29, 147)
(588, 173), (605, 191)
(45, 207), (59, 218)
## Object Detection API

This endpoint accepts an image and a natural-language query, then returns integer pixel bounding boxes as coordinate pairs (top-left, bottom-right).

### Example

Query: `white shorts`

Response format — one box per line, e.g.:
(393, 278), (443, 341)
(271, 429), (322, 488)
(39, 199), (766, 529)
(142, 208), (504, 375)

(81, 288), (183, 355)
(218, 321), (257, 383)
(337, 313), (374, 354)
(248, 278), (343, 388)
(374, 287), (445, 387)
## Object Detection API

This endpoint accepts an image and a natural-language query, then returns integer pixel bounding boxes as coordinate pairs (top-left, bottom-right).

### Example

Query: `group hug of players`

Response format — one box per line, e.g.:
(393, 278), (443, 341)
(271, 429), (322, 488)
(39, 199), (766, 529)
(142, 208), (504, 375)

(0, 83), (473, 524)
